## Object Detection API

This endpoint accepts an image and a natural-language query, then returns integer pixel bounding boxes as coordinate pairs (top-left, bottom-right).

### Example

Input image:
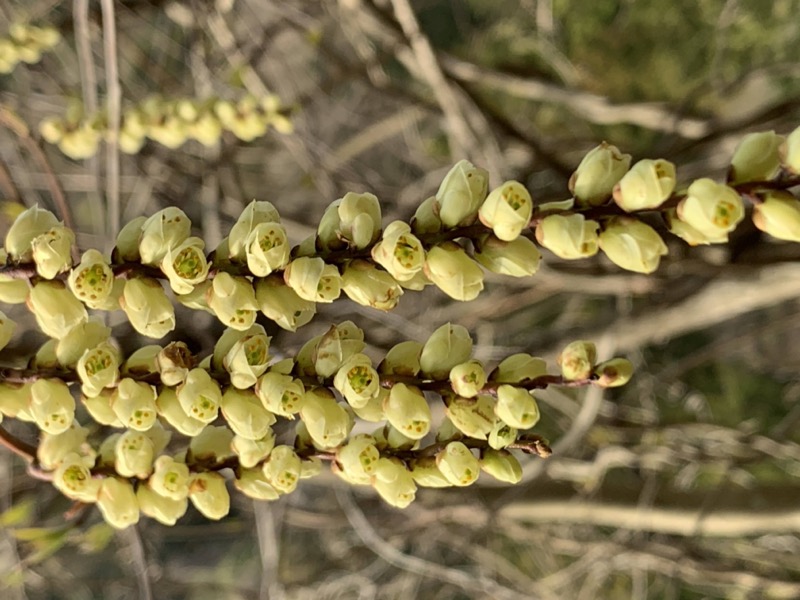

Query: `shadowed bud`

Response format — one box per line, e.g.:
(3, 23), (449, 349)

(677, 179), (744, 242)
(299, 387), (353, 449)
(234, 468), (280, 500)
(495, 385), (540, 430)
(729, 130), (784, 184)
(436, 441), (480, 486)
(137, 485), (188, 525)
(558, 340), (597, 380)
(613, 158), (676, 211)
(490, 353), (547, 383)
(37, 422), (92, 469)
(423, 242), (484, 301)
(420, 323), (473, 380)
(115, 429), (155, 478)
(599, 216), (668, 274)
(27, 280), (88, 339)
(411, 196), (442, 234)
(189, 426), (234, 464)
(475, 235), (541, 277)
(189, 472), (230, 520)
(97, 477), (140, 529)
(593, 358), (634, 388)
(410, 456), (453, 488)
(177, 368), (221, 424)
(111, 378), (157, 431)
(156, 341), (193, 387)
(569, 142), (631, 206)
(479, 180), (534, 241)
(371, 457), (416, 508)
(752, 191), (800, 242)
(255, 276), (317, 332)
(535, 214), (600, 259)
(0, 310), (15, 352)
(445, 395), (495, 439)
(781, 125), (800, 174)
(139, 207), (191, 265)
(481, 449), (522, 483)
(371, 221), (425, 281)
(436, 160), (489, 227)
(114, 216), (146, 262)
(5, 205), (59, 261)
(82, 390), (122, 427)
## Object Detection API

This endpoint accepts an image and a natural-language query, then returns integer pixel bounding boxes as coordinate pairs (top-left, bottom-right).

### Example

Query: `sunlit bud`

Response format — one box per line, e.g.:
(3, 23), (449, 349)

(97, 477), (140, 529)
(481, 449), (522, 483)
(119, 126), (146, 155)
(613, 159), (676, 211)
(120, 278), (176, 339)
(782, 125), (800, 174)
(0, 310), (14, 351)
(752, 191), (800, 242)
(5, 205), (59, 261)
(284, 256), (341, 304)
(54, 319), (111, 368)
(76, 342), (120, 398)
(114, 430), (155, 478)
(449, 360), (487, 398)
(334, 434), (380, 485)
(371, 457), (416, 508)
(558, 340), (597, 380)
(408, 456), (452, 488)
(37, 422), (92, 469)
(445, 395), (495, 439)
(212, 325), (268, 386)
(232, 430), (276, 468)
(138, 207), (191, 265)
(383, 383), (431, 440)
(52, 452), (101, 502)
(411, 195), (443, 234)
(495, 385), (540, 429)
(137, 485), (188, 525)
(255, 276), (316, 332)
(188, 426), (235, 464)
(436, 441), (480, 487)
(665, 208), (725, 245)
(160, 237), (210, 295)
(479, 181), (534, 241)
(475, 234), (541, 277)
(256, 372), (305, 418)
(220, 388), (276, 440)
(351, 388), (387, 422)
(729, 131), (784, 184)
(174, 280), (213, 315)
(31, 225), (74, 279)
(341, 260), (403, 311)
(341, 191), (383, 249)
(156, 388), (205, 437)
(207, 272), (258, 331)
(27, 280), (88, 339)
(189, 472), (230, 520)
(122, 345), (161, 378)
(81, 390), (121, 427)
(436, 160), (490, 227)
(177, 368), (221, 424)
(488, 420), (518, 450)
(68, 249), (114, 308)
(111, 379), (157, 431)
(420, 323), (473, 380)
(244, 221), (290, 276)
(677, 178), (744, 241)
(299, 387), (353, 449)
(114, 216), (146, 262)
(234, 468), (280, 500)
(598, 216), (668, 274)
(379, 340), (423, 377)
(535, 214), (600, 259)
(371, 221), (425, 282)
(0, 277), (29, 304)
(490, 353), (547, 384)
(593, 357), (634, 388)
(314, 321), (366, 378)
(0, 382), (31, 421)
(423, 242), (484, 301)
(569, 142), (631, 206)
(228, 200), (281, 260)
(333, 353), (381, 409)
(30, 378), (75, 435)
(262, 445), (302, 493)
(149, 455), (190, 500)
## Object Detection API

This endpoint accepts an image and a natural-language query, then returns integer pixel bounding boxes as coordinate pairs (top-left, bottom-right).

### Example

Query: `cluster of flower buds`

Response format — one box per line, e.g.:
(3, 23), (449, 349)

(0, 315), (633, 525)
(39, 94), (293, 159)
(0, 23), (60, 74)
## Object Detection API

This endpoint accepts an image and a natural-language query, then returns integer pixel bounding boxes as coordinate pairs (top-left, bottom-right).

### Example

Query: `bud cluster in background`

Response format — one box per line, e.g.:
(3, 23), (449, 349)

(0, 23), (60, 74)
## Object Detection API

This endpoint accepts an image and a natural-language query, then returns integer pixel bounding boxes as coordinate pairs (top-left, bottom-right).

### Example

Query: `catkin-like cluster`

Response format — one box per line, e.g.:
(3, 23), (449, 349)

(0, 23), (60, 74)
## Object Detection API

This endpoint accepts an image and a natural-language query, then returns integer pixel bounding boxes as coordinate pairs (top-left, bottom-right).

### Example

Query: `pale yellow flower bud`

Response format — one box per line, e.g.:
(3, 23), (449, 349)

(436, 441), (480, 486)
(255, 275), (316, 332)
(228, 200), (281, 260)
(256, 372), (305, 418)
(0, 309), (15, 351)
(144, 421), (172, 456)
(262, 445), (301, 493)
(558, 340), (597, 380)
(207, 272), (258, 331)
(341, 260), (403, 311)
(535, 214), (600, 259)
(569, 142), (632, 206)
(479, 180), (534, 241)
(384, 424), (420, 450)
(488, 420), (517, 450)
(490, 353), (547, 383)
(371, 457), (416, 508)
(30, 378), (75, 434)
(379, 340), (423, 377)
(220, 388), (276, 440)
(284, 256), (341, 304)
(244, 222), (290, 276)
(160, 236), (210, 294)
(351, 388), (387, 423)
(68, 249), (115, 308)
(234, 468), (280, 500)
(411, 195), (442, 234)
(677, 179), (744, 241)
(335, 434), (380, 485)
(189, 472), (230, 520)
(665, 208), (725, 245)
(217, 325), (271, 389)
(35, 423), (90, 470)
(729, 130), (784, 184)
(114, 216), (146, 262)
(155, 388), (206, 437)
(475, 234), (541, 277)
(27, 280), (88, 339)
(752, 191), (800, 242)
(0, 277), (29, 304)
(177, 368), (221, 424)
(138, 207), (191, 265)
(122, 345), (161, 378)
(115, 429), (155, 478)
(782, 125), (800, 174)
(97, 477), (140, 529)
(137, 485), (188, 525)
(420, 323), (473, 380)
(39, 117), (64, 144)
(300, 457), (322, 479)
(383, 383), (431, 440)
(31, 225), (75, 279)
(319, 192), (383, 251)
(31, 339), (58, 370)
(82, 390), (122, 427)
(232, 431), (275, 468)
(188, 426), (235, 464)
(613, 158), (676, 211)
(480, 449), (522, 483)
(495, 385), (540, 429)
(449, 360), (487, 398)
(371, 221), (425, 282)
(120, 278), (176, 339)
(0, 382), (32, 421)
(76, 342), (120, 398)
(55, 319), (111, 369)
(53, 452), (101, 503)
(445, 395), (495, 439)
(409, 456), (453, 488)
(423, 242), (484, 301)
(593, 358), (634, 388)
(111, 378), (157, 431)
(299, 387), (353, 449)
(148, 455), (191, 500)
(314, 321), (366, 378)
(333, 353), (381, 409)
(5, 204), (59, 261)
(598, 216), (668, 274)
(436, 160), (489, 227)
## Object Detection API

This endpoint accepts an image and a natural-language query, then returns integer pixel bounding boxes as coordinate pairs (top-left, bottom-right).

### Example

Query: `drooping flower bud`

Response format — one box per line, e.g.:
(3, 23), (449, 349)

(613, 158), (676, 211)
(333, 353), (381, 409)
(31, 225), (75, 279)
(318, 192), (382, 251)
(149, 455), (190, 500)
(569, 142), (632, 206)
(228, 200), (281, 260)
(351, 389), (387, 423)
(752, 191), (800, 242)
(68, 249), (115, 308)
(176, 368), (221, 424)
(206, 272), (258, 331)
(489, 353), (547, 383)
(436, 160), (489, 227)
(335, 434), (380, 485)
(219, 325), (271, 389)
(593, 357), (634, 388)
(188, 426), (234, 464)
(411, 196), (442, 234)
(155, 387), (206, 437)
(475, 235), (542, 277)
(729, 130), (784, 184)
(53, 452), (101, 502)
(445, 395), (495, 439)
(82, 390), (122, 427)
(27, 280), (88, 339)
(37, 422), (93, 469)
(557, 340), (597, 380)
(535, 214), (600, 259)
(383, 383), (431, 440)
(598, 216), (668, 274)
(379, 340), (423, 377)
(244, 221), (290, 276)
(480, 448), (523, 483)
(676, 179), (744, 242)
(255, 275), (316, 332)
(284, 256), (341, 303)
(30, 378), (75, 434)
(97, 477), (140, 529)
(436, 441), (480, 487)
(160, 236), (210, 294)
(420, 323), (473, 380)
(0, 276), (29, 304)
(114, 216), (146, 262)
(111, 378), (158, 431)
(781, 125), (800, 174)
(479, 180), (534, 241)
(220, 388), (276, 440)
(0, 382), (32, 422)
(137, 484), (188, 525)
(409, 456), (453, 488)
(341, 260), (403, 311)
(299, 387), (353, 449)
(449, 360), (487, 398)
(76, 342), (121, 398)
(494, 385), (540, 430)
(262, 445), (301, 493)
(122, 345), (161, 378)
(314, 321), (366, 378)
(371, 457), (416, 508)
(665, 208), (725, 245)
(115, 429), (155, 478)
(256, 372), (305, 418)
(232, 431), (275, 468)
(371, 221), (425, 282)
(423, 242), (484, 301)
(234, 468), (281, 500)
(120, 278), (176, 339)
(488, 420), (518, 450)
(138, 207), (191, 265)
(189, 472), (230, 520)
(5, 205), (59, 261)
